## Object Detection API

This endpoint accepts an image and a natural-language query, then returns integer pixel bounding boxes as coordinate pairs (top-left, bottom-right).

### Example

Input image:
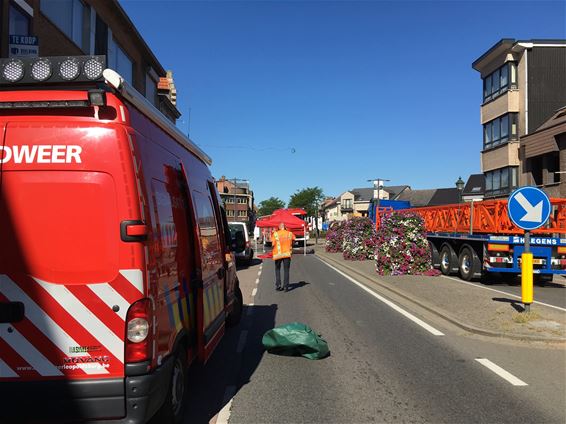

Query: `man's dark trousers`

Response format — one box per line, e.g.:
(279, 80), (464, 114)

(275, 258), (291, 290)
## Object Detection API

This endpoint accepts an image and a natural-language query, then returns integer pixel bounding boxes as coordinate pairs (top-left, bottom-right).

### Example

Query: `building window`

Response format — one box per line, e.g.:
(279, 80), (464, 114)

(108, 38), (133, 84)
(483, 62), (517, 102)
(483, 113), (518, 150)
(227, 210), (234, 217)
(237, 197), (247, 204)
(485, 167), (518, 196)
(9, 2), (30, 36)
(225, 197), (234, 204)
(342, 199), (352, 209)
(41, 0), (88, 50)
(145, 72), (158, 106)
(94, 14), (108, 56)
(238, 210), (247, 217)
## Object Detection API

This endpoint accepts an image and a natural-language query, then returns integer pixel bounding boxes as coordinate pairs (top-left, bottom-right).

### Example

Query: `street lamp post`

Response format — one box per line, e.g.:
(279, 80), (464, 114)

(368, 178), (390, 218)
(455, 176), (465, 203)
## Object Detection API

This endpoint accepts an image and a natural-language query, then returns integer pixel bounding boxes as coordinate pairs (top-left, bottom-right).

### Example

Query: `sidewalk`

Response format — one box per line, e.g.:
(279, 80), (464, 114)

(313, 243), (566, 343)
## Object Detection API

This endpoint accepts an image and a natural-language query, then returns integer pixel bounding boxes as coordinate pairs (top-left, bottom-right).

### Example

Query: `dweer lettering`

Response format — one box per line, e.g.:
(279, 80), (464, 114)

(0, 145), (82, 164)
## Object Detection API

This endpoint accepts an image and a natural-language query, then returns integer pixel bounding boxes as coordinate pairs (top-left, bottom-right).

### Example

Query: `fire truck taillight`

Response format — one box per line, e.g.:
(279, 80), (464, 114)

(128, 318), (149, 343)
(125, 299), (152, 363)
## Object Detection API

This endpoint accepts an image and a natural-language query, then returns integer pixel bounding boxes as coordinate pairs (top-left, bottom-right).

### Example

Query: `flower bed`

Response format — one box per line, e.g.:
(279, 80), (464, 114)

(342, 217), (378, 261)
(375, 212), (435, 275)
(325, 221), (346, 253)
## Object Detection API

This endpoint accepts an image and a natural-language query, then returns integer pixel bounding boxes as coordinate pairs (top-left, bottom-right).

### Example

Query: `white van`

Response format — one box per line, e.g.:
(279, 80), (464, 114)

(229, 222), (254, 264)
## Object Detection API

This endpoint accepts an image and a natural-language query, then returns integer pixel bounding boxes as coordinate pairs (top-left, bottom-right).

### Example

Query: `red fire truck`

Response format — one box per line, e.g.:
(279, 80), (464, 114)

(0, 56), (242, 423)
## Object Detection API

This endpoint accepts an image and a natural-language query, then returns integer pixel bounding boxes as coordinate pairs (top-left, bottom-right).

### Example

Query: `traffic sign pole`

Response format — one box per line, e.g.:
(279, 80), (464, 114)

(508, 187), (551, 314)
(521, 231), (533, 313)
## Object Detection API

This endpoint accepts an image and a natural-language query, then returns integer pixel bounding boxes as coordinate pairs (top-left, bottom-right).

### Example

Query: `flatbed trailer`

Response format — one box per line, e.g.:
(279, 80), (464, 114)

(381, 198), (566, 281)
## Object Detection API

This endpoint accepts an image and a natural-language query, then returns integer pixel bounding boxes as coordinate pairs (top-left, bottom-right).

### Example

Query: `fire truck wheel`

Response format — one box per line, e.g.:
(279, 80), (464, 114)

(440, 245), (453, 275)
(458, 247), (476, 281)
(157, 351), (187, 424)
(227, 286), (243, 327)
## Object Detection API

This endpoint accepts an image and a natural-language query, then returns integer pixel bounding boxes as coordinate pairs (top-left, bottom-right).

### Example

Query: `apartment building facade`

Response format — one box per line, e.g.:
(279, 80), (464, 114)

(472, 39), (566, 198)
(216, 177), (255, 227)
(1, 0), (179, 121)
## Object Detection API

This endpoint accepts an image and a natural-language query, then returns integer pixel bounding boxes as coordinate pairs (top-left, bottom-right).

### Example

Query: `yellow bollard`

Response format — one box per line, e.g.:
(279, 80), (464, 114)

(521, 252), (533, 311)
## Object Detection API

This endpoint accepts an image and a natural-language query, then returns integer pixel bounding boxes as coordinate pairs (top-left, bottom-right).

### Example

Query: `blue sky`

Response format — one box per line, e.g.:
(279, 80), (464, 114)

(122, 0), (566, 204)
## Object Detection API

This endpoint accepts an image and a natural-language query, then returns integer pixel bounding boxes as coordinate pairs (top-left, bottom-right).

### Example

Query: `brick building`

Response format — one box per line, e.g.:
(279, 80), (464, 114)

(1, 0), (179, 121)
(216, 176), (255, 228)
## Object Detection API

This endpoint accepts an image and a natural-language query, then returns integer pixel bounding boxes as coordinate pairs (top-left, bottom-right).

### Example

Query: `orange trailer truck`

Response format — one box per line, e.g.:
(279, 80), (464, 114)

(386, 199), (566, 281)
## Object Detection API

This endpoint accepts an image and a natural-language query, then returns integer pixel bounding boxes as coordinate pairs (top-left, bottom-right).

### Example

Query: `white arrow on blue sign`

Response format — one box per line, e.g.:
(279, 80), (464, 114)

(508, 186), (551, 231)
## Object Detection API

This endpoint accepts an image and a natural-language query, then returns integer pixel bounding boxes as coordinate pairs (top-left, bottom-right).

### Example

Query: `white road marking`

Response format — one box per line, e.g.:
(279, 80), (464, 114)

(475, 358), (528, 386)
(216, 385), (236, 424)
(236, 330), (248, 353)
(246, 303), (254, 316)
(443, 276), (566, 312)
(251, 288), (257, 297)
(258, 270), (262, 277)
(255, 278), (260, 285)
(318, 258), (445, 336)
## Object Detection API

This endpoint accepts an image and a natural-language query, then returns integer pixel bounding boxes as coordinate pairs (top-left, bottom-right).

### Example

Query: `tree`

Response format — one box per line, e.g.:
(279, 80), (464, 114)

(288, 186), (325, 217)
(258, 197), (286, 216)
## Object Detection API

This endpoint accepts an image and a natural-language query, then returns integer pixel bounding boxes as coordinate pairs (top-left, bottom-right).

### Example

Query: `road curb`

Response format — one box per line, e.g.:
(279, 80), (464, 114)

(315, 251), (566, 344)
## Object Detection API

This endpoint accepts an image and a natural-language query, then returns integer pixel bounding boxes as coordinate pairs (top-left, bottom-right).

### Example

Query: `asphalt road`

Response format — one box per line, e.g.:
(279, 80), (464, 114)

(183, 254), (566, 423)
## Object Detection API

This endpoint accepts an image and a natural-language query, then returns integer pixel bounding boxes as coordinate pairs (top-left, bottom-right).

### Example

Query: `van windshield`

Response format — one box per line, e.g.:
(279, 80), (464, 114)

(0, 170), (119, 284)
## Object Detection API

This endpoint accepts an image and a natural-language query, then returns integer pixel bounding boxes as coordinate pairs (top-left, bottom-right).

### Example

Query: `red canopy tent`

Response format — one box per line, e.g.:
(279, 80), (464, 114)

(256, 211), (306, 231)
(256, 211), (307, 259)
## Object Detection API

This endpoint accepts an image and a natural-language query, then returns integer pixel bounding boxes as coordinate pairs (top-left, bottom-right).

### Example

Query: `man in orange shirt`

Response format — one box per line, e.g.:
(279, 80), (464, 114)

(271, 222), (296, 292)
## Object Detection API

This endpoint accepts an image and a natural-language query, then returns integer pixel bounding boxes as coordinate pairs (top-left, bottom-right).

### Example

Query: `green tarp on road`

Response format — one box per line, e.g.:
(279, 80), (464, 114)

(262, 322), (330, 360)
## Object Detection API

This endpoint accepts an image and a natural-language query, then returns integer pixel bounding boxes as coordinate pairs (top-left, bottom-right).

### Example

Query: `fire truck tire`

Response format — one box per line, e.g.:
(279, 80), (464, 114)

(227, 286), (243, 327)
(440, 245), (455, 275)
(155, 350), (187, 424)
(458, 247), (479, 281)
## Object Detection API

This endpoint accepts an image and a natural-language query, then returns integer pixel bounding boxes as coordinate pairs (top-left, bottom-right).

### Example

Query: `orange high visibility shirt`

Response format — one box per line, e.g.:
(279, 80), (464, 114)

(271, 229), (296, 260)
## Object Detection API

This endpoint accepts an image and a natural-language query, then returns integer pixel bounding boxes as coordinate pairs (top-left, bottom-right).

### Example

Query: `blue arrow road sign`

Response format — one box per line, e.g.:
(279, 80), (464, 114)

(508, 187), (551, 231)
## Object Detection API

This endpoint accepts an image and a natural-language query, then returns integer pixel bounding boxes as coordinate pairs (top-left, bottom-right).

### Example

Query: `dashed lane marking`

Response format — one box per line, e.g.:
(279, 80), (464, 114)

(251, 288), (257, 297)
(255, 278), (260, 285)
(236, 330), (248, 353)
(475, 358), (528, 386)
(216, 385), (236, 424)
(443, 276), (566, 312)
(318, 258), (445, 336)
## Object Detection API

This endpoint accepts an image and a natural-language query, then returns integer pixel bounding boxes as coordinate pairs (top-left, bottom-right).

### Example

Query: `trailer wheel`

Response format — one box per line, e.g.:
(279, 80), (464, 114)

(429, 242), (440, 268)
(458, 247), (477, 281)
(440, 245), (454, 275)
(534, 274), (553, 286)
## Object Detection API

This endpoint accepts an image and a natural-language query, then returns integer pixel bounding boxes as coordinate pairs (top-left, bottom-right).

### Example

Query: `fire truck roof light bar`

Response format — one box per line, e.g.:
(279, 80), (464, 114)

(103, 68), (212, 166)
(0, 56), (106, 85)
